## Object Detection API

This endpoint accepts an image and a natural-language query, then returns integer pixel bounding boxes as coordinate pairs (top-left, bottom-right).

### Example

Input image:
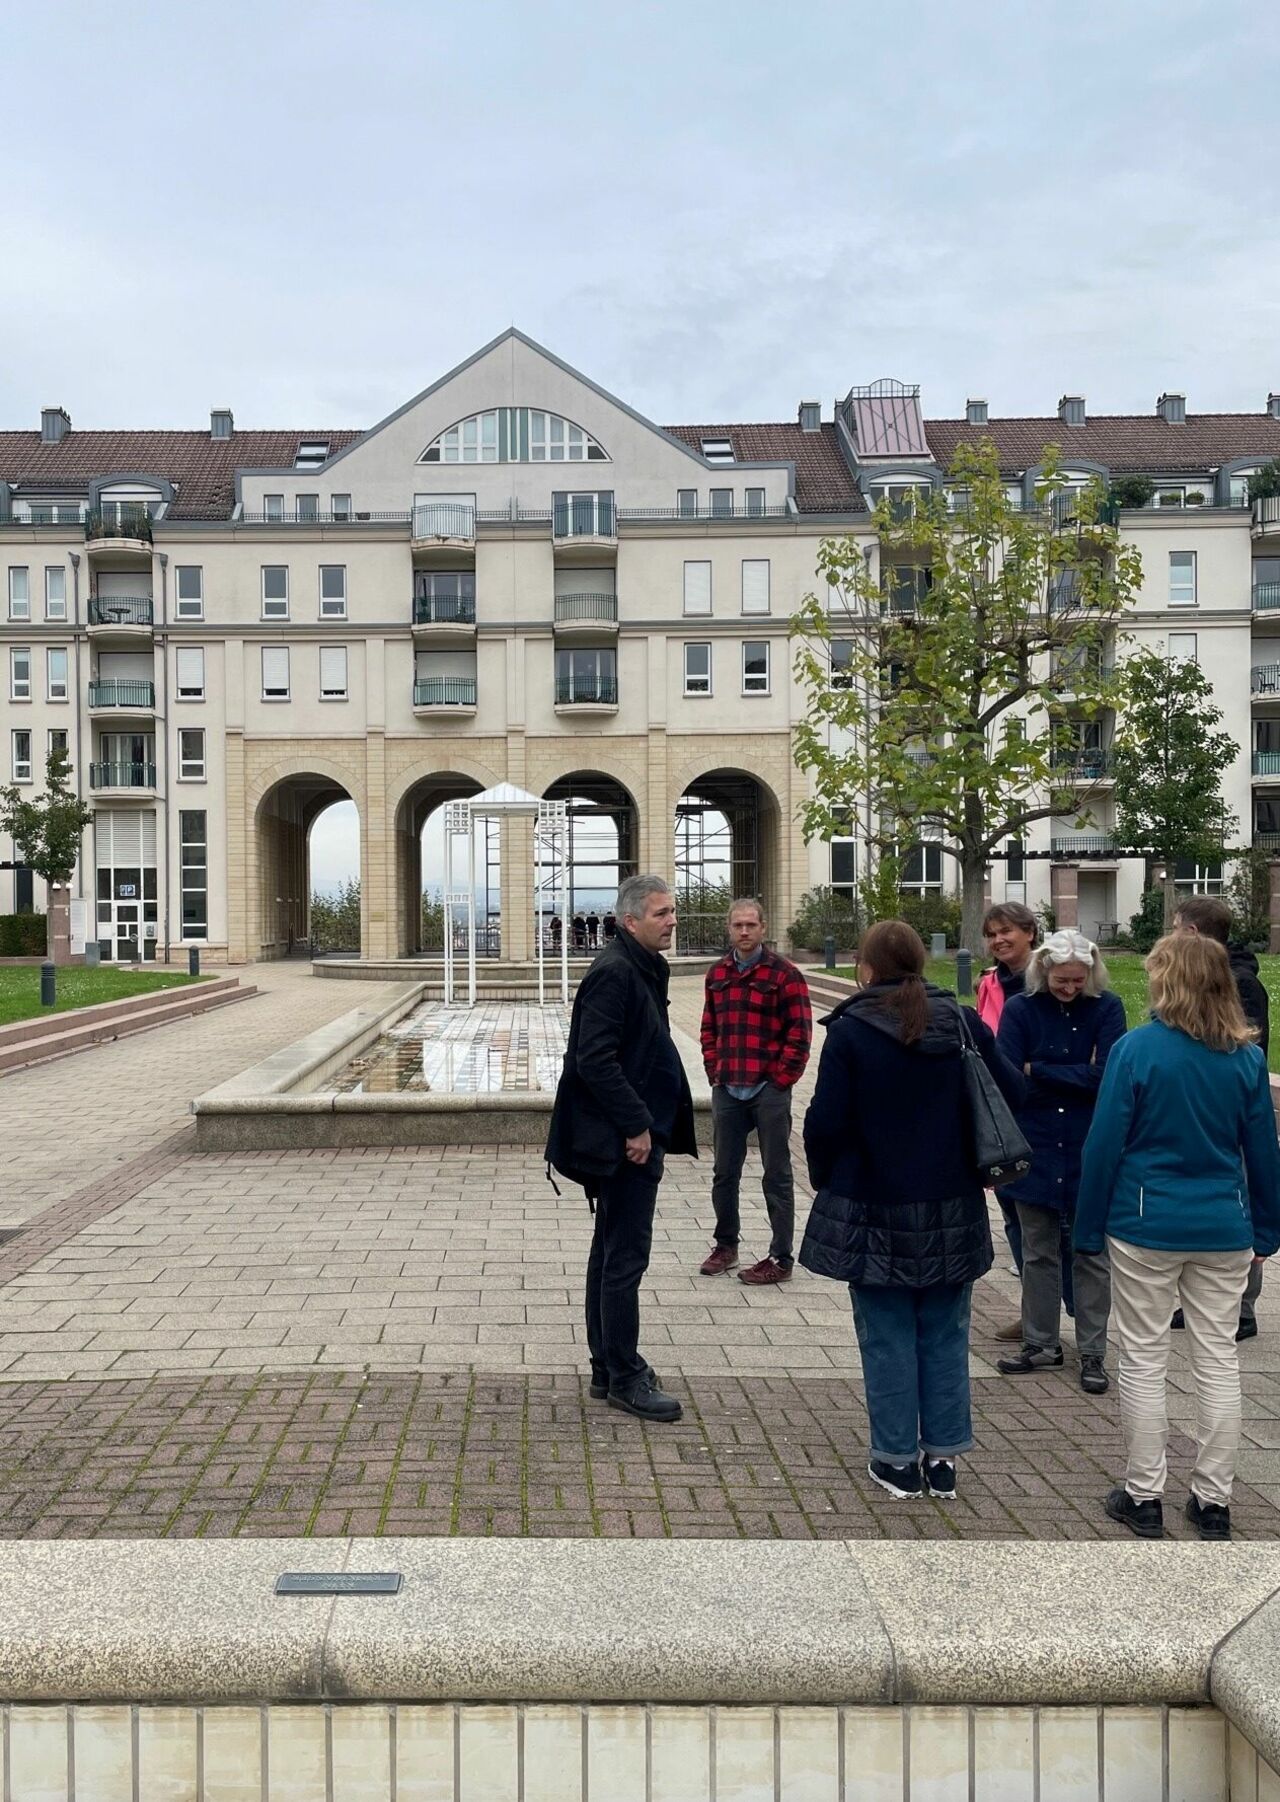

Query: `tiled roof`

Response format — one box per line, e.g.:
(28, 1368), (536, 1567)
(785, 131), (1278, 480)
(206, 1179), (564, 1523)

(0, 430), (364, 520)
(663, 423), (864, 512)
(925, 414), (1280, 476)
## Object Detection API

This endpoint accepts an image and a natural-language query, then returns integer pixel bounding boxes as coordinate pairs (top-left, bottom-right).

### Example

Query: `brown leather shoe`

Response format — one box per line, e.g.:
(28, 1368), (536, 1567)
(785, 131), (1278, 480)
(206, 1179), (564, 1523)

(739, 1257), (793, 1285)
(994, 1319), (1023, 1341)
(700, 1244), (739, 1276)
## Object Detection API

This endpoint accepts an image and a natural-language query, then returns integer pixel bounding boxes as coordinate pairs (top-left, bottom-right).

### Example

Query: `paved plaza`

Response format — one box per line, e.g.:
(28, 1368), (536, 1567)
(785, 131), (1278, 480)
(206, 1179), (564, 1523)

(1, 962), (1280, 1541)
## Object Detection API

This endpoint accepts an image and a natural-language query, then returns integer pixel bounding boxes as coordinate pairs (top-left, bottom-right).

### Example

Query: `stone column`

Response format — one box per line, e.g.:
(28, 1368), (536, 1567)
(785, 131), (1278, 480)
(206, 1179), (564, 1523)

(363, 731), (390, 959)
(1050, 862), (1079, 930)
(225, 731), (248, 963)
(499, 815), (534, 962)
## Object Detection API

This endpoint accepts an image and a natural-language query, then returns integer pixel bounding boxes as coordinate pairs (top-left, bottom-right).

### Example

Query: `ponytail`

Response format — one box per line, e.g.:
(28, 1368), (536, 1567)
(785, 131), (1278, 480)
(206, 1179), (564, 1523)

(859, 920), (930, 1046)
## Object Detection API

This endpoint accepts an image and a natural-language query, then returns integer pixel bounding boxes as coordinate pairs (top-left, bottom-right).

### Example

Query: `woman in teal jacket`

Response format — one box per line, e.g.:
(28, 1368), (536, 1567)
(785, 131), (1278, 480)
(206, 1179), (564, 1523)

(1075, 934), (1280, 1542)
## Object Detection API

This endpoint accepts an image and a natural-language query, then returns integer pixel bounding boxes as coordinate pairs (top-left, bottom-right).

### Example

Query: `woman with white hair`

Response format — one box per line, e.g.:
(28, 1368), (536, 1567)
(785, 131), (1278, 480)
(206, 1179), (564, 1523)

(995, 930), (1127, 1393)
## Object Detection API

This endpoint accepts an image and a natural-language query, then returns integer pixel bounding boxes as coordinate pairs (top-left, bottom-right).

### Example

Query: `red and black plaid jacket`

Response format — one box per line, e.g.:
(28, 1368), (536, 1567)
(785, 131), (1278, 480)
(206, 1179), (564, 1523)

(700, 948), (813, 1091)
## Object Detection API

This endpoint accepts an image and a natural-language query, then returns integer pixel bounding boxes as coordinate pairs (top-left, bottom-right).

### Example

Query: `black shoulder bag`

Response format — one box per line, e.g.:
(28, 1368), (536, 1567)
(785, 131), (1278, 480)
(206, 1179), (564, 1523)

(955, 1006), (1032, 1189)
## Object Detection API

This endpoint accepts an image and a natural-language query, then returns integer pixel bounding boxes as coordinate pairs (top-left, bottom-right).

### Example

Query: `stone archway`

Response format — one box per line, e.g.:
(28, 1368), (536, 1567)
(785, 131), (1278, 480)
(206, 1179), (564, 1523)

(253, 771), (360, 960)
(542, 769), (639, 949)
(673, 767), (782, 954)
(392, 769), (490, 956)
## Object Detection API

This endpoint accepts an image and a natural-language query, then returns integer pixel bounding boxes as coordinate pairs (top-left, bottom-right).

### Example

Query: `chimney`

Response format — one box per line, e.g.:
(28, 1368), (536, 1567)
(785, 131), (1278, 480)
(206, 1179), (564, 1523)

(1268, 393), (1280, 421)
(210, 408), (234, 441)
(40, 407), (70, 444)
(798, 400), (821, 433)
(1157, 392), (1186, 425)
(1058, 395), (1086, 427)
(966, 398), (988, 426)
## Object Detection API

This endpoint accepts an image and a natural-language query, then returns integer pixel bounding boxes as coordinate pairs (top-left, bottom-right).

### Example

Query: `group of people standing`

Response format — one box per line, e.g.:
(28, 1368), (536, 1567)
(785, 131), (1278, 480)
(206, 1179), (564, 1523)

(548, 911), (617, 954)
(546, 876), (1280, 1541)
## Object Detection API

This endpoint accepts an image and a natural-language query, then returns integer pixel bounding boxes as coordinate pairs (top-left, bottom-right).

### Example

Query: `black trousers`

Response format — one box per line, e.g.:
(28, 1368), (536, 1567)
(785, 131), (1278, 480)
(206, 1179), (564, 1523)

(711, 1084), (795, 1263)
(585, 1152), (663, 1392)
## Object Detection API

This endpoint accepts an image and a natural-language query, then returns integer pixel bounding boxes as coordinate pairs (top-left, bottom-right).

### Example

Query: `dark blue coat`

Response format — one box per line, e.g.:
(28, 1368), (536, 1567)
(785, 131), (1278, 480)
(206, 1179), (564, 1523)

(996, 989), (1127, 1214)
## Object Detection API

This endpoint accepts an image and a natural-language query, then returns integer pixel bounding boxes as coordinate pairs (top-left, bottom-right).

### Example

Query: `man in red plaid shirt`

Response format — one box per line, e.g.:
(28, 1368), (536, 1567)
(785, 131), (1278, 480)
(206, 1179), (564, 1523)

(699, 898), (813, 1284)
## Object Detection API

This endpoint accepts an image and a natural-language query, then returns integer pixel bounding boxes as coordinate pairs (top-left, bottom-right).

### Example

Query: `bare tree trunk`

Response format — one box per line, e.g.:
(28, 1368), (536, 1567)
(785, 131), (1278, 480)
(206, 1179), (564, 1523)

(960, 852), (987, 954)
(1162, 870), (1179, 932)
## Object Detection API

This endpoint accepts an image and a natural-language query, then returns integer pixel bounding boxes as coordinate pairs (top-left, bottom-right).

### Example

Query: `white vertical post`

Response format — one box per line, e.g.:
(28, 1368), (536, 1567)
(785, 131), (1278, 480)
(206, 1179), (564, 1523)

(536, 811), (546, 1007)
(467, 816), (477, 1007)
(560, 817), (570, 1003)
(442, 812), (454, 1006)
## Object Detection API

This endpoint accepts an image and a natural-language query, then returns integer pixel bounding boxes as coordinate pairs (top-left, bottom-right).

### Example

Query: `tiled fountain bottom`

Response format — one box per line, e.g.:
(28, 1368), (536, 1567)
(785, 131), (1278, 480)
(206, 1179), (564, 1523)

(332, 1001), (571, 1095)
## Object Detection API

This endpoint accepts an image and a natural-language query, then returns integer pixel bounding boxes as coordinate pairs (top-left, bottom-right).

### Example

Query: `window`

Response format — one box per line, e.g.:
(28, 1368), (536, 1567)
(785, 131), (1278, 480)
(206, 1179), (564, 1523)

(44, 566), (66, 621)
(741, 560), (770, 615)
(1155, 488), (1186, 509)
(710, 488), (733, 518)
(179, 811), (208, 939)
(422, 408), (606, 464)
(263, 495), (284, 523)
(1007, 838), (1026, 898)
(10, 648), (31, 700)
(831, 639), (854, 689)
(172, 565), (204, 619)
(46, 647), (68, 701)
(176, 647), (205, 700)
(683, 561), (712, 616)
(554, 646), (616, 704)
(331, 493), (352, 521)
(742, 641), (770, 694)
(677, 489), (697, 518)
(319, 645), (348, 700)
(701, 437), (734, 464)
(830, 810), (857, 902)
(1168, 632), (1198, 664)
(8, 568), (29, 620)
(414, 570), (476, 623)
(1169, 550), (1197, 606)
(11, 730), (32, 782)
(683, 643), (711, 696)
(48, 728), (68, 762)
(294, 441), (329, 470)
(296, 494), (319, 522)
(901, 843), (944, 894)
(1174, 858), (1224, 896)
(261, 566), (289, 619)
(745, 487), (766, 518)
(427, 410), (498, 463)
(1232, 473), (1256, 507)
(319, 565), (347, 618)
(261, 646), (290, 700)
(179, 728), (206, 780)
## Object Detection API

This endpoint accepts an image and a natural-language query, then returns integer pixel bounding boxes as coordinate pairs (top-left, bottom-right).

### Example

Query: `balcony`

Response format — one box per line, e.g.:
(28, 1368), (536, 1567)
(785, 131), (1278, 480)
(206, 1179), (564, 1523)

(411, 502), (476, 549)
(87, 595), (154, 641)
(553, 592), (618, 636)
(552, 497), (617, 561)
(413, 677), (477, 714)
(1051, 750), (1114, 783)
(1253, 666), (1280, 698)
(1253, 497), (1280, 541)
(89, 761), (156, 793)
(1253, 582), (1280, 613)
(1050, 832), (1116, 857)
(1051, 656), (1114, 694)
(88, 680), (155, 713)
(84, 510), (153, 555)
(554, 675), (618, 713)
(1253, 752), (1280, 779)
(411, 593), (477, 645)
(1255, 832), (1280, 853)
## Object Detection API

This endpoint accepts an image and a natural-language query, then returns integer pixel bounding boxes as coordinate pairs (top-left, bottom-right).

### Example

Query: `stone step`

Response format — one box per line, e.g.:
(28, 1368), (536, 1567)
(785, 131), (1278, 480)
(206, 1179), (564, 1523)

(0, 979), (256, 1076)
(0, 974), (243, 1051)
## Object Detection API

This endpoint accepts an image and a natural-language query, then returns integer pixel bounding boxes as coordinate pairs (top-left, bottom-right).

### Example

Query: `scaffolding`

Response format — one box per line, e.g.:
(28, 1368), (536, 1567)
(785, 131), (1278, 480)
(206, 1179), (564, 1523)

(674, 772), (762, 954)
(537, 774), (637, 948)
(442, 785), (570, 1005)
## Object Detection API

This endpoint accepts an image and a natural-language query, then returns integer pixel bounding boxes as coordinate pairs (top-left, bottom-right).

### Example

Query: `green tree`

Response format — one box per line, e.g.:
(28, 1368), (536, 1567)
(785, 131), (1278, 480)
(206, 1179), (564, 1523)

(1110, 647), (1239, 928)
(792, 441), (1142, 952)
(309, 877), (361, 952)
(0, 747), (92, 962)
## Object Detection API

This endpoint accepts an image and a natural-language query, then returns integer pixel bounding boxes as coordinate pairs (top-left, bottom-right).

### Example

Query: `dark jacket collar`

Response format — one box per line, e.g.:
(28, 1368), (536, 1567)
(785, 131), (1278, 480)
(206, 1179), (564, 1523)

(613, 923), (669, 998)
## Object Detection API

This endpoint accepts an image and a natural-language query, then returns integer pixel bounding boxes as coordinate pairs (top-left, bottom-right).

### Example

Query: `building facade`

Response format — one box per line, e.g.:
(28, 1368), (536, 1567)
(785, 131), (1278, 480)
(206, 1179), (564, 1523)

(1, 334), (1279, 961)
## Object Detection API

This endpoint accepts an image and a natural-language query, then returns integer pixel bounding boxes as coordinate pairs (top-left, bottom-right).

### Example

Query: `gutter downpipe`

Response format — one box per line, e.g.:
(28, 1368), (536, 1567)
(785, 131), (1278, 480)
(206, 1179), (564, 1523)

(157, 552), (171, 964)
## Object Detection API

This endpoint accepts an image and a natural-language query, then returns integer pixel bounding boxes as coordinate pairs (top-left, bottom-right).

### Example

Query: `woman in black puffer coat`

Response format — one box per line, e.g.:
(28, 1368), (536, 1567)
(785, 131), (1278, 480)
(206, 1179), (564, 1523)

(801, 920), (1022, 1502)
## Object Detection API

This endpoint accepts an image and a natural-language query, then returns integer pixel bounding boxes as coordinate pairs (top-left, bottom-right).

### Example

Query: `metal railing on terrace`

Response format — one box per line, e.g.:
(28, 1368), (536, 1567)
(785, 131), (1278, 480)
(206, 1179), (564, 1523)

(9, 504), (86, 526)
(88, 680), (155, 709)
(240, 509), (412, 527)
(412, 594), (476, 626)
(552, 499), (616, 539)
(616, 503), (792, 522)
(1253, 582), (1280, 612)
(413, 677), (477, 707)
(87, 596), (153, 627)
(1255, 831), (1280, 852)
(1252, 666), (1280, 696)
(1050, 831), (1115, 856)
(1051, 657), (1115, 688)
(1051, 750), (1114, 780)
(411, 504), (475, 540)
(85, 510), (153, 544)
(1253, 752), (1280, 777)
(89, 761), (156, 789)
(555, 675), (618, 706)
(1254, 497), (1280, 531)
(554, 593), (618, 625)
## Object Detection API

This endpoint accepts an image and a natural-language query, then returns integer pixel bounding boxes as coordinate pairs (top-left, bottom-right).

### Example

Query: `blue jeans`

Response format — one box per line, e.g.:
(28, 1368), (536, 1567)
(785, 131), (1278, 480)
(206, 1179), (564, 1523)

(850, 1281), (975, 1464)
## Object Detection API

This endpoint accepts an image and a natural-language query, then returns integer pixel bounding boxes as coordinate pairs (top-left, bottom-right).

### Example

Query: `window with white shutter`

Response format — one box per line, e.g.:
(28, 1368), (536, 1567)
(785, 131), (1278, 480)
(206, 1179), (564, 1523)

(741, 560), (770, 615)
(176, 647), (205, 700)
(261, 646), (290, 700)
(683, 561), (712, 616)
(319, 645), (348, 700)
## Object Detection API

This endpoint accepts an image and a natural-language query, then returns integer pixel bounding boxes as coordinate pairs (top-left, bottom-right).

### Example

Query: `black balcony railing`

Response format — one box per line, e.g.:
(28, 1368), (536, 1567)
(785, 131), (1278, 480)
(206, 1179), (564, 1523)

(413, 678), (477, 707)
(87, 596), (154, 628)
(85, 510), (153, 544)
(555, 675), (618, 706)
(1253, 582), (1280, 612)
(1051, 750), (1113, 781)
(90, 761), (156, 789)
(1253, 666), (1280, 696)
(1050, 832), (1115, 856)
(554, 592), (618, 624)
(240, 508), (412, 526)
(552, 498), (615, 539)
(88, 680), (155, 709)
(412, 594), (476, 626)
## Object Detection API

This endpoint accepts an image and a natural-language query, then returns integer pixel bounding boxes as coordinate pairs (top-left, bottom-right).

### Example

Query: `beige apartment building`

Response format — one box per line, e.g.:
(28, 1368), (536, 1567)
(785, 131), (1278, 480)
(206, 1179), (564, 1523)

(2, 331), (1280, 961)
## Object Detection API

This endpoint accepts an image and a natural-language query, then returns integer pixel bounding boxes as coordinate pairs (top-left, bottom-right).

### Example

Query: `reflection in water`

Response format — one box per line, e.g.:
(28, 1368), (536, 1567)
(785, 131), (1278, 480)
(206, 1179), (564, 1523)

(332, 1002), (570, 1095)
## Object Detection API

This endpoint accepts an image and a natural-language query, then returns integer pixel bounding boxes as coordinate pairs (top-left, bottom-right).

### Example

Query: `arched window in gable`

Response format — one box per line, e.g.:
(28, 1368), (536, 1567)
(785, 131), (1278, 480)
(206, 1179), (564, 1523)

(421, 409), (608, 464)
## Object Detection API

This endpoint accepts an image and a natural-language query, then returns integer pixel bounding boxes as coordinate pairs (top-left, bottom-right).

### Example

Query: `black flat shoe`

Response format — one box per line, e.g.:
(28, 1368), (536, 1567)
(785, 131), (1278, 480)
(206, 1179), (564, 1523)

(1186, 1494), (1231, 1541)
(589, 1362), (659, 1401)
(1237, 1317), (1258, 1343)
(1105, 1486), (1163, 1539)
(997, 1346), (1064, 1375)
(1080, 1356), (1110, 1395)
(867, 1458), (922, 1499)
(607, 1381), (682, 1423)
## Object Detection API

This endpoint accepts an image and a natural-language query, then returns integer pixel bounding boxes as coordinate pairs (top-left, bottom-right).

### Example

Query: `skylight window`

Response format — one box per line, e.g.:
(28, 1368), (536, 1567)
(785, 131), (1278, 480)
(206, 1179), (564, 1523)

(294, 440), (330, 470)
(701, 437), (735, 465)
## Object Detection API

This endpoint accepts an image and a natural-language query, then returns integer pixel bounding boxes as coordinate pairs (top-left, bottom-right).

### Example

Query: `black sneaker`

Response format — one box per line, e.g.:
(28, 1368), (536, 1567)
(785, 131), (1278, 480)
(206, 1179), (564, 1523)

(1105, 1486), (1164, 1539)
(589, 1362), (659, 1402)
(997, 1345), (1065, 1375)
(1080, 1356), (1110, 1395)
(1171, 1308), (1185, 1329)
(607, 1380), (682, 1424)
(867, 1458), (923, 1500)
(923, 1458), (957, 1499)
(1237, 1316), (1258, 1343)
(1186, 1494), (1232, 1541)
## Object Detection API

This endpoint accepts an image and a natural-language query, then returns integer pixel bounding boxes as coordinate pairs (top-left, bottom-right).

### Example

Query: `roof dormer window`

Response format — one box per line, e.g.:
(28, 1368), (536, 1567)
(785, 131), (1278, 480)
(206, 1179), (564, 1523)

(294, 440), (330, 470)
(701, 437), (734, 465)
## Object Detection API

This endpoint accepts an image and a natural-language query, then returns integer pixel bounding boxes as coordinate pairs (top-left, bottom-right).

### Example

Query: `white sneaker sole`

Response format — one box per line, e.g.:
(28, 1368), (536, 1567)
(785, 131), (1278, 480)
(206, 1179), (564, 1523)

(867, 1462), (921, 1501)
(924, 1479), (958, 1501)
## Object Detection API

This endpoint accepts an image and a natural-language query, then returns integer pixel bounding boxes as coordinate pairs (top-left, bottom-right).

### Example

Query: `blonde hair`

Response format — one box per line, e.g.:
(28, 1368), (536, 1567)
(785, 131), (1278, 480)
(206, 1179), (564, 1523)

(1145, 933), (1256, 1052)
(1024, 929), (1109, 997)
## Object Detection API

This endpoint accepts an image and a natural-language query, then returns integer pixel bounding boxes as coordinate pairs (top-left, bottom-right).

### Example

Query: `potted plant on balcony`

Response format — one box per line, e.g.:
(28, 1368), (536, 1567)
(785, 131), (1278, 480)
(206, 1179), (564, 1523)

(1107, 474), (1156, 510)
(1248, 461), (1280, 503)
(0, 747), (93, 965)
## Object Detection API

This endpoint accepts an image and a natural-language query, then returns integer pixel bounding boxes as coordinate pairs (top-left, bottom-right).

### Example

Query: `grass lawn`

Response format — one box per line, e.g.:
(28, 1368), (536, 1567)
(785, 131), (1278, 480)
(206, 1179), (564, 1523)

(0, 966), (203, 1028)
(832, 952), (1280, 1074)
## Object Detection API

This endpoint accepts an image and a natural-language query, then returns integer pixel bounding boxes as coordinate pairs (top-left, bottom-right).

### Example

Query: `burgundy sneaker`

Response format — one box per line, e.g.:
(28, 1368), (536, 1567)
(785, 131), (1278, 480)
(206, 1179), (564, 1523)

(700, 1244), (739, 1276)
(739, 1257), (793, 1286)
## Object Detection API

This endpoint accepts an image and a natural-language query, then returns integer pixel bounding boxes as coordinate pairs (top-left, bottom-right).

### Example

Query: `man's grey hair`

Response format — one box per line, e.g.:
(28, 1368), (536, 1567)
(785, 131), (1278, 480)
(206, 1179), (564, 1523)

(616, 874), (672, 922)
(726, 895), (766, 925)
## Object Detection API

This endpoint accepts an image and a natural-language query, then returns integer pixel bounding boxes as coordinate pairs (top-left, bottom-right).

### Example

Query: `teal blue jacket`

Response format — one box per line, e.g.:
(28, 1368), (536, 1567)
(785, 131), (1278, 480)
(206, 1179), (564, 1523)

(1074, 1019), (1280, 1257)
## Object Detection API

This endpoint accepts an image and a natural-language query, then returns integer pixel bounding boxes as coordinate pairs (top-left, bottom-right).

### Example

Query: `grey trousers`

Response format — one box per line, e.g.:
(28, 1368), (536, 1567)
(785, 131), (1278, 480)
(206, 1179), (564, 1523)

(1241, 1258), (1264, 1324)
(1017, 1199), (1110, 1360)
(710, 1084), (795, 1263)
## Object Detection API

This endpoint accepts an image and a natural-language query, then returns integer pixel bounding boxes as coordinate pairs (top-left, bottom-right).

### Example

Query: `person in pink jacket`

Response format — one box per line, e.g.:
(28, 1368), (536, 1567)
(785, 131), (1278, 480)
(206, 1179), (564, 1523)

(975, 902), (1039, 1338)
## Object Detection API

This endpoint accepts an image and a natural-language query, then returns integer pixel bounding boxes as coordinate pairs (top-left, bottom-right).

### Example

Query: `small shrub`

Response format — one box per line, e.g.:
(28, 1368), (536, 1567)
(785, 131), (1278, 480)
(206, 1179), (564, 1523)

(1248, 460), (1280, 503)
(788, 886), (864, 954)
(1126, 888), (1166, 954)
(1108, 474), (1156, 509)
(897, 891), (963, 948)
(1226, 849), (1271, 949)
(0, 913), (47, 956)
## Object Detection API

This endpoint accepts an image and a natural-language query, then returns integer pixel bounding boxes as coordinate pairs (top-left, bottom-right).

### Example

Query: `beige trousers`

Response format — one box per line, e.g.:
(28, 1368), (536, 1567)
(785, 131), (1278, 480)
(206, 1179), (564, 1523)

(1107, 1235), (1253, 1508)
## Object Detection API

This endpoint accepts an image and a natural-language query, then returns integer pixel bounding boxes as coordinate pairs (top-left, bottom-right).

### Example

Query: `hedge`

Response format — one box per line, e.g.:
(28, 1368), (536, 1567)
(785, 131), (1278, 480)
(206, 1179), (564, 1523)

(0, 914), (47, 956)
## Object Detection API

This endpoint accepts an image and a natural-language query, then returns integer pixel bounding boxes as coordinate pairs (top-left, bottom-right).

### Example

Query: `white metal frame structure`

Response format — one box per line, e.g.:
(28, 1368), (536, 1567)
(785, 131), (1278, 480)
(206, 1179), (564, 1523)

(441, 784), (570, 1005)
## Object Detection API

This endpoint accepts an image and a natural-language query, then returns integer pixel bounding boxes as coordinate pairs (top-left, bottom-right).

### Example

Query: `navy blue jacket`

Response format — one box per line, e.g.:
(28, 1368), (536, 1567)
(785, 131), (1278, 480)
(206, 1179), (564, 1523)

(996, 989), (1127, 1214)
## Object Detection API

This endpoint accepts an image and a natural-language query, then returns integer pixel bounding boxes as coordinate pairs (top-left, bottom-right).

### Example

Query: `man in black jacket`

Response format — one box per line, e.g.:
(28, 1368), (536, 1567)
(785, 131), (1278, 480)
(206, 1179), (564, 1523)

(545, 874), (697, 1421)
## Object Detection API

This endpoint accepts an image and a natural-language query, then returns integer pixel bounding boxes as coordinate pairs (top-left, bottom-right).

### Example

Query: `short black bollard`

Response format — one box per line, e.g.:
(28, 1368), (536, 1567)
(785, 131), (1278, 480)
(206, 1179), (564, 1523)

(955, 948), (973, 997)
(40, 962), (55, 1008)
(188, 946), (200, 978)
(823, 933), (836, 971)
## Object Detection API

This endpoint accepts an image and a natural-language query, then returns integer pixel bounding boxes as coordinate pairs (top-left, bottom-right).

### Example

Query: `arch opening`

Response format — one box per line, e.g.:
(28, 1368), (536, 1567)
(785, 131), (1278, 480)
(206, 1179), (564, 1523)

(255, 772), (359, 960)
(542, 771), (638, 953)
(394, 771), (500, 957)
(674, 769), (780, 955)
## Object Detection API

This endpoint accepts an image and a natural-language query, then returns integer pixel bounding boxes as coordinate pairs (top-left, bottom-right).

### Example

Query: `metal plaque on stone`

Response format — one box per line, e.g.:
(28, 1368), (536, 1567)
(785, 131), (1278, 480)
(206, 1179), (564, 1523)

(275, 1572), (402, 1596)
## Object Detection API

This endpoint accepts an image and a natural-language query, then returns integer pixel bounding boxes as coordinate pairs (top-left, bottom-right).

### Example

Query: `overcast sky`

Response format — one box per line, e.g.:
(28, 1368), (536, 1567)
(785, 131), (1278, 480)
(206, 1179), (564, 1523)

(3, 0), (1276, 894)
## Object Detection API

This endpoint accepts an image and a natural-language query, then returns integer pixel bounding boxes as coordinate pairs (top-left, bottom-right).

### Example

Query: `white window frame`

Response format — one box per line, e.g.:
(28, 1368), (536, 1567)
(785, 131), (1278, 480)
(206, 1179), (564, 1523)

(319, 565), (347, 618)
(175, 565), (204, 619)
(46, 647), (68, 702)
(900, 842), (944, 895)
(179, 809), (209, 940)
(831, 638), (854, 689)
(742, 640), (771, 695)
(677, 489), (697, 518)
(176, 646), (206, 701)
(1169, 550), (1197, 607)
(8, 567), (29, 621)
(745, 487), (766, 518)
(741, 559), (771, 616)
(11, 729), (32, 783)
(10, 648), (31, 701)
(47, 728), (68, 764)
(178, 727), (206, 781)
(319, 644), (348, 701)
(261, 645), (290, 701)
(829, 816), (857, 901)
(261, 566), (289, 620)
(296, 493), (319, 522)
(331, 493), (352, 521)
(263, 494), (284, 523)
(44, 566), (66, 620)
(710, 487), (734, 518)
(683, 560), (712, 617)
(1168, 632), (1198, 665)
(683, 642), (712, 697)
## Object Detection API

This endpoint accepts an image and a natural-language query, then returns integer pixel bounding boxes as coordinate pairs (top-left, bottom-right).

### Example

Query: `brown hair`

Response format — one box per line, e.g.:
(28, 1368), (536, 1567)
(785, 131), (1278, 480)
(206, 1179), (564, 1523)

(1145, 933), (1256, 1053)
(1172, 894), (1233, 946)
(859, 919), (930, 1045)
(982, 901), (1040, 945)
